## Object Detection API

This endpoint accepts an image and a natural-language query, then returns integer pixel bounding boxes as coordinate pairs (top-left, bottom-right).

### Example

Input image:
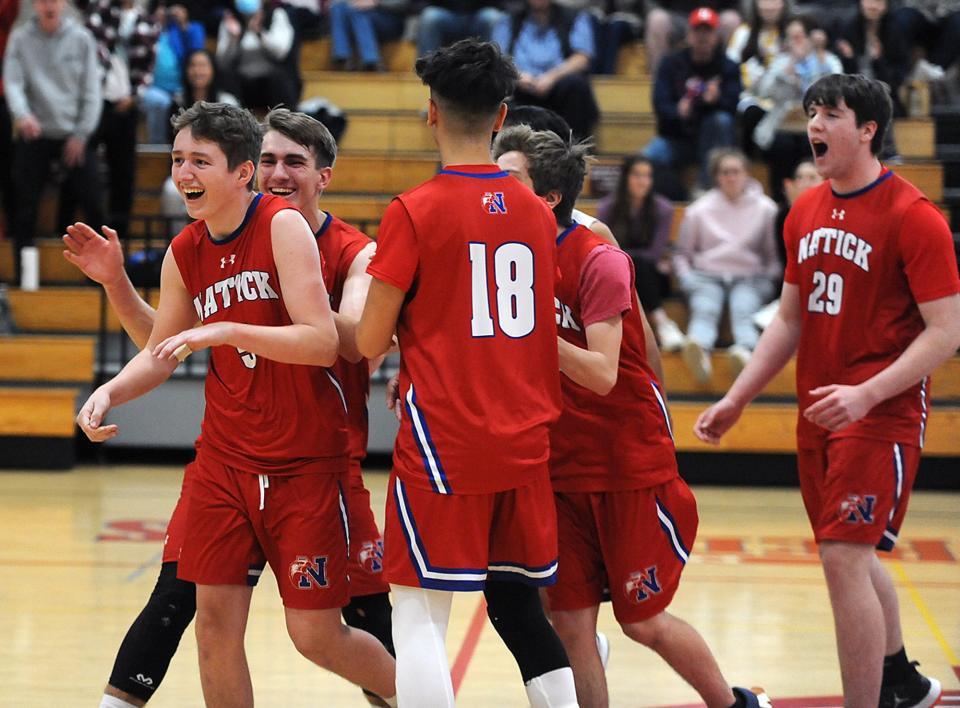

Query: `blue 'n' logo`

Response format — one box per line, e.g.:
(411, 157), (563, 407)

(624, 566), (662, 604)
(482, 191), (507, 214)
(289, 555), (329, 589)
(840, 494), (876, 524)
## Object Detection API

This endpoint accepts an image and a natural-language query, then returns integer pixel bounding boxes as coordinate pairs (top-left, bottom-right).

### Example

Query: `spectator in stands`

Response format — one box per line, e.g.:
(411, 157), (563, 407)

(0, 0), (18, 242)
(4, 0), (104, 281)
(673, 148), (779, 383)
(329, 0), (408, 71)
(889, 0), (960, 94)
(417, 0), (503, 56)
(642, 7), (740, 199)
(752, 15), (840, 199)
(644, 1), (741, 77)
(285, 0), (324, 38)
(216, 0), (300, 110)
(74, 0), (159, 241)
(596, 155), (686, 351)
(493, 0), (599, 139)
(141, 3), (205, 144)
(727, 0), (790, 153)
(591, 0), (643, 75)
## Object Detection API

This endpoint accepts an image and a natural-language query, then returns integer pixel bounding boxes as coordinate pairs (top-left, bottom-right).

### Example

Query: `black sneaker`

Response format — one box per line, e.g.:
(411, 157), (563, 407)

(879, 665), (941, 708)
(732, 686), (773, 708)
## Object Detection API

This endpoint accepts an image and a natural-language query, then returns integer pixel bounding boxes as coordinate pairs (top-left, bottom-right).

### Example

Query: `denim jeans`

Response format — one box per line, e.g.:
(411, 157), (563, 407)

(329, 1), (405, 66)
(642, 110), (735, 189)
(416, 6), (503, 55)
(141, 85), (173, 144)
(680, 269), (775, 350)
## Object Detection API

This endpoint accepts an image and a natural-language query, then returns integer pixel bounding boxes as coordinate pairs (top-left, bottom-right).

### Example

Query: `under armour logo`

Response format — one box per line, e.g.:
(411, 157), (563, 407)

(831, 209), (845, 220)
(220, 254), (236, 268)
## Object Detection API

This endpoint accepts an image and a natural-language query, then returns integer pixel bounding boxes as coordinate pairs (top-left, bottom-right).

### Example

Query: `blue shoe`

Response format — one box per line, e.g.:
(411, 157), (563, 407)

(732, 686), (773, 708)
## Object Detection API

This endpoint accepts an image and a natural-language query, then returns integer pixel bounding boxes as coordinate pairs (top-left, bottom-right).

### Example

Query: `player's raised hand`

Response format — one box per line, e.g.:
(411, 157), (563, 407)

(63, 222), (125, 285)
(77, 389), (119, 442)
(153, 322), (234, 362)
(804, 384), (873, 432)
(385, 374), (401, 422)
(693, 397), (743, 445)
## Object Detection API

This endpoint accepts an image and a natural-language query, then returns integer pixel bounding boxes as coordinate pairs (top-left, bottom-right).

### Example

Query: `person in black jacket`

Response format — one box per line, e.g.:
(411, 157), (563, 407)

(641, 6), (740, 200)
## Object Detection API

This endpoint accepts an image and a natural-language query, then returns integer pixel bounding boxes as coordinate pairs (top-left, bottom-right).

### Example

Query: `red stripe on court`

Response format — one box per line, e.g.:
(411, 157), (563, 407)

(657, 690), (960, 708)
(450, 596), (487, 696)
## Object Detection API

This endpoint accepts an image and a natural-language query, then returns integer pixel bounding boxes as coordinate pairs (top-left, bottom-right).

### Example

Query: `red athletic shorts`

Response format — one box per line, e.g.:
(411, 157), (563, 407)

(798, 437), (920, 550)
(177, 452), (350, 610)
(161, 462), (194, 564)
(346, 461), (388, 597)
(383, 466), (558, 591)
(547, 476), (699, 624)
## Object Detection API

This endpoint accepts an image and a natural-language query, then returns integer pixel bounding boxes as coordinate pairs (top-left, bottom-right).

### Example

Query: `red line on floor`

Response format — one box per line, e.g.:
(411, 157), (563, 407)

(657, 690), (960, 708)
(450, 596), (487, 697)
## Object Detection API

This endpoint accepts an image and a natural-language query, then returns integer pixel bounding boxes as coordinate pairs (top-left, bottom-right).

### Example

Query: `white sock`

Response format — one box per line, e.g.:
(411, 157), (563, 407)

(524, 666), (579, 708)
(99, 695), (139, 708)
(390, 585), (455, 708)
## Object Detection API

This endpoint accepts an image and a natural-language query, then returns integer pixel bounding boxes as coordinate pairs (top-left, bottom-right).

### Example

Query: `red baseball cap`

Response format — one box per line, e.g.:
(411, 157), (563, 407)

(688, 7), (719, 28)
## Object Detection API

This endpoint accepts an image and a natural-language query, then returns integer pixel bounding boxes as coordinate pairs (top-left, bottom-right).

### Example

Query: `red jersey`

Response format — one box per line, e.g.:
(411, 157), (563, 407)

(316, 212), (374, 463)
(170, 193), (349, 475)
(367, 164), (562, 495)
(551, 225), (677, 492)
(784, 169), (960, 446)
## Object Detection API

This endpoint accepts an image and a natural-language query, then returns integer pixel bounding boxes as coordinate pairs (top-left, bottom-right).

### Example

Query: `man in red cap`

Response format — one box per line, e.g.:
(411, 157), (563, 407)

(644, 2), (742, 74)
(640, 4), (741, 200)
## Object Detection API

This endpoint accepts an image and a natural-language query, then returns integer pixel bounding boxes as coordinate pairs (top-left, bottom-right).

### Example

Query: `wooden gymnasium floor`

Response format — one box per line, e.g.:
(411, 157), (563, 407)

(1, 464), (958, 707)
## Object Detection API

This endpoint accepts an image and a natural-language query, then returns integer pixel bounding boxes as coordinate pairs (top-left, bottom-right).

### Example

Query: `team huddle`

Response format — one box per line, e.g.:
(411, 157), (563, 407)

(68, 38), (960, 708)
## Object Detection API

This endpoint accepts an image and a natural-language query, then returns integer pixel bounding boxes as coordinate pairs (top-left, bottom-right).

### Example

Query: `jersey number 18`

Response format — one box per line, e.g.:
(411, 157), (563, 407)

(469, 242), (535, 338)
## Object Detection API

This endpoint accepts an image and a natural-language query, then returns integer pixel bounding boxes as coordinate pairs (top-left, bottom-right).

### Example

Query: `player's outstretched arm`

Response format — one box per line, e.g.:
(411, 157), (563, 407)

(804, 293), (960, 432)
(333, 241), (376, 364)
(558, 314), (624, 395)
(156, 210), (340, 366)
(62, 222), (156, 348)
(695, 282), (802, 444)
(356, 278), (405, 360)
(78, 247), (200, 442)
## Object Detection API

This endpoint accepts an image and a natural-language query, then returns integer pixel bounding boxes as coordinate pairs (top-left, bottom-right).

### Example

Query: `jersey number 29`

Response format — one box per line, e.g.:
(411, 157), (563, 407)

(808, 270), (844, 315)
(469, 242), (535, 338)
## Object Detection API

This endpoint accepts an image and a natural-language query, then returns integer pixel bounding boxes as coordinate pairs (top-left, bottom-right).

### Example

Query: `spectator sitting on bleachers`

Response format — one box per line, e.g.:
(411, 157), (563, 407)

(329, 0), (408, 71)
(77, 0), (160, 240)
(4, 0), (104, 284)
(580, 0), (643, 75)
(0, 0), (19, 244)
(216, 0), (300, 110)
(644, 0), (741, 77)
(284, 0), (324, 38)
(889, 0), (960, 102)
(726, 0), (789, 153)
(416, 0), (503, 56)
(673, 148), (779, 383)
(493, 0), (598, 139)
(642, 7), (740, 200)
(141, 4), (205, 144)
(751, 14), (840, 199)
(596, 155), (686, 351)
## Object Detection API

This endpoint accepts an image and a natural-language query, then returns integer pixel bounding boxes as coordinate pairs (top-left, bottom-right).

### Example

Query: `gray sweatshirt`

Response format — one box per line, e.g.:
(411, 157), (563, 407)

(4, 16), (102, 139)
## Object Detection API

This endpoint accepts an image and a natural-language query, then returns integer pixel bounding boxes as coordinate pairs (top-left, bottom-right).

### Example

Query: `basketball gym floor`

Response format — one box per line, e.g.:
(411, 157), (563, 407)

(1, 464), (957, 707)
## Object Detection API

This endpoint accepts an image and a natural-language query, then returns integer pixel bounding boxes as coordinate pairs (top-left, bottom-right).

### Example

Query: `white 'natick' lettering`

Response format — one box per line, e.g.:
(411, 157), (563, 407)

(797, 228), (872, 272)
(192, 270), (280, 321)
(554, 296), (582, 332)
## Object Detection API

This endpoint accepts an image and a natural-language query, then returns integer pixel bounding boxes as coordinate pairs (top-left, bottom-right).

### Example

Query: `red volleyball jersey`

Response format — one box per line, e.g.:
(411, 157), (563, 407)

(784, 169), (960, 446)
(170, 193), (349, 475)
(550, 225), (677, 492)
(316, 212), (374, 463)
(367, 164), (562, 495)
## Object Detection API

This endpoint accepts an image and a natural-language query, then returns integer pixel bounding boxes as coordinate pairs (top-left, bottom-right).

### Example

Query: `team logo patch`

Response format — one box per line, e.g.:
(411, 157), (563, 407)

(839, 494), (876, 524)
(482, 191), (507, 214)
(624, 566), (662, 604)
(289, 555), (329, 590)
(358, 539), (384, 575)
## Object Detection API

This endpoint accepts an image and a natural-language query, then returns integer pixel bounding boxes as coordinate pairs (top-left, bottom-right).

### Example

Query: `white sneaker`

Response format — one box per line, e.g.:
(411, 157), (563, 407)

(752, 299), (779, 330)
(595, 631), (610, 670)
(682, 338), (712, 384)
(655, 318), (685, 352)
(727, 344), (752, 378)
(912, 58), (945, 83)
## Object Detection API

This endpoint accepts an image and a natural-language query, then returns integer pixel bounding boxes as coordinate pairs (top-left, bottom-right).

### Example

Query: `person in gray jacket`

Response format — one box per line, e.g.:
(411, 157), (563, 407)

(4, 0), (103, 279)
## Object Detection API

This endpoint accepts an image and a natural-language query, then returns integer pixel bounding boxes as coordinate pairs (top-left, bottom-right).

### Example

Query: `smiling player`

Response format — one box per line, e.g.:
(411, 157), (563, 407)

(695, 74), (960, 708)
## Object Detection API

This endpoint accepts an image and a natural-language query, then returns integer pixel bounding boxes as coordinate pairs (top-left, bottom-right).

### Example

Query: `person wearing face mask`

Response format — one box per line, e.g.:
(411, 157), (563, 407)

(215, 0), (300, 110)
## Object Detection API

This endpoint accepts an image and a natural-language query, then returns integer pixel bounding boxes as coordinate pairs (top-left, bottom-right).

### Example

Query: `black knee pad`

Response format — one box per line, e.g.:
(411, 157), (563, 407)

(484, 581), (570, 682)
(107, 562), (197, 702)
(342, 591), (394, 656)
